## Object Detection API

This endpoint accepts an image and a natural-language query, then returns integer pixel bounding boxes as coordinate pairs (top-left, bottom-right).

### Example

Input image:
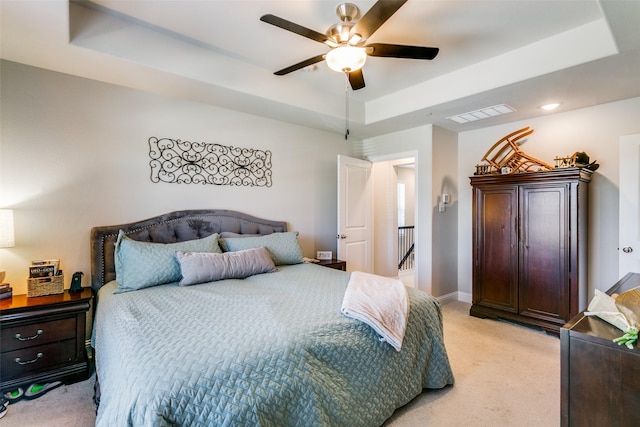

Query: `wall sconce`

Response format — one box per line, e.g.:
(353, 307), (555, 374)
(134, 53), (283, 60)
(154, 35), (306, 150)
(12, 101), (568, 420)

(0, 209), (15, 248)
(438, 194), (450, 213)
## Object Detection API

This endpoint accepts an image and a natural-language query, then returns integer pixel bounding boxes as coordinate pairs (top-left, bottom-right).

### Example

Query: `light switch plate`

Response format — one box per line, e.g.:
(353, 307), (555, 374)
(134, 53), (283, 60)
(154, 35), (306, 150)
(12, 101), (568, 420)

(316, 251), (332, 260)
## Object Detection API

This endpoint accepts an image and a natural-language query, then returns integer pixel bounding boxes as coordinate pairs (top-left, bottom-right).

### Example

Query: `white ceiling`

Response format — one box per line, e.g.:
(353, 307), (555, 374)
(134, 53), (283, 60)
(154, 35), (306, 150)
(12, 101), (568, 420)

(2, 0), (639, 139)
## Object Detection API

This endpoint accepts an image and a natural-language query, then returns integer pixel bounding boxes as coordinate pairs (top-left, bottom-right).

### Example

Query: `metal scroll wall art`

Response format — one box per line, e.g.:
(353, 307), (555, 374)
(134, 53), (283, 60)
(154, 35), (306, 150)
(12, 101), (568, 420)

(148, 137), (272, 187)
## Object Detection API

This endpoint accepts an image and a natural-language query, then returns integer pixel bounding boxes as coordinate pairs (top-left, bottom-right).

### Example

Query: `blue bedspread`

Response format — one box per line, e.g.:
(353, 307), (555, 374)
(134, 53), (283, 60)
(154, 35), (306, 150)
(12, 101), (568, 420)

(93, 263), (454, 426)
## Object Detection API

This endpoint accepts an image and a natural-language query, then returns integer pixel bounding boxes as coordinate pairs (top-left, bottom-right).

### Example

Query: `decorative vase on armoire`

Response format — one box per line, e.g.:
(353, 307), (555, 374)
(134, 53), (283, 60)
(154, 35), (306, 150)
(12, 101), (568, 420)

(470, 167), (592, 334)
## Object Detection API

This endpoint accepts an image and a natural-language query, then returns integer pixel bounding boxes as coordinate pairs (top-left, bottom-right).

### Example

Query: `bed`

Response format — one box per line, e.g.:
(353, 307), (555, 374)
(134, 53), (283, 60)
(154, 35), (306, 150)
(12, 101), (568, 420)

(90, 209), (454, 426)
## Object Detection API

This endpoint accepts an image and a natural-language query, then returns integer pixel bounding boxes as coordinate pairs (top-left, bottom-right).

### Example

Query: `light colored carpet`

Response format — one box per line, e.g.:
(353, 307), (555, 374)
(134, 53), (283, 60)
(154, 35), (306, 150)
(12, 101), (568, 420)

(384, 301), (560, 427)
(1, 301), (560, 426)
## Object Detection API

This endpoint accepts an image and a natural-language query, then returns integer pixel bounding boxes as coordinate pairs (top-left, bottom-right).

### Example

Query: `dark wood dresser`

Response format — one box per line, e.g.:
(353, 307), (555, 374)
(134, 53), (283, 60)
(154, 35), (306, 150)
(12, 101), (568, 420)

(0, 288), (93, 392)
(560, 272), (640, 426)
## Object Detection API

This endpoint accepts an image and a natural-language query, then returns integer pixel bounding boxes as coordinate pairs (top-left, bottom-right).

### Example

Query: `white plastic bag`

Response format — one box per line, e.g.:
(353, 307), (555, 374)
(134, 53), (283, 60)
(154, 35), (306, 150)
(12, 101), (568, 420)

(584, 288), (639, 349)
(584, 289), (632, 331)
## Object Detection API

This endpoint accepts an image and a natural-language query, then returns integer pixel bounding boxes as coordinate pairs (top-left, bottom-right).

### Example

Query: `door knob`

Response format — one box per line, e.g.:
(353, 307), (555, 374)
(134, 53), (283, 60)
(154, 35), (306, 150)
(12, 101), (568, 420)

(622, 246), (633, 253)
(336, 234), (347, 239)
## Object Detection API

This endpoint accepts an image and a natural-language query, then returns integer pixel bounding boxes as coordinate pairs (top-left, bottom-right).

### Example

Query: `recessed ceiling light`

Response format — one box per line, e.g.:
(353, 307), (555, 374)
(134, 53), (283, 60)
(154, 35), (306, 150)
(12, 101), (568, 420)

(447, 104), (516, 124)
(540, 103), (561, 111)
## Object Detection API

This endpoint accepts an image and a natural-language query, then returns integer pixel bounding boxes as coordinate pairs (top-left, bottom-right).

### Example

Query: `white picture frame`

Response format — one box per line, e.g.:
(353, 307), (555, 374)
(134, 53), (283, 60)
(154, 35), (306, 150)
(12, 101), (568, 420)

(316, 251), (332, 260)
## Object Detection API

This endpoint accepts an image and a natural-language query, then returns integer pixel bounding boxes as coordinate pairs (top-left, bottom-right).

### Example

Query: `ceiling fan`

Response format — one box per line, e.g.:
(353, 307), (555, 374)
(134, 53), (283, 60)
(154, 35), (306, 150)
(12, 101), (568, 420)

(260, 0), (439, 90)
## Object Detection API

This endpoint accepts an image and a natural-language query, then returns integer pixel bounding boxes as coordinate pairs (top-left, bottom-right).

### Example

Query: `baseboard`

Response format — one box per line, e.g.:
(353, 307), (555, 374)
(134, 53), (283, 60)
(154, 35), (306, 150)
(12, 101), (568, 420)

(437, 292), (459, 305)
(437, 291), (472, 305)
(457, 291), (472, 304)
(398, 269), (413, 277)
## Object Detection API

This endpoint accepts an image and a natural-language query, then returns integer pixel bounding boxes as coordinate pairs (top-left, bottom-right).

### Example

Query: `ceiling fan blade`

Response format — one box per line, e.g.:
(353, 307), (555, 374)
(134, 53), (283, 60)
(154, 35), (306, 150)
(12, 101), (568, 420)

(350, 0), (408, 41)
(260, 14), (331, 45)
(366, 43), (439, 60)
(348, 69), (366, 90)
(274, 54), (326, 76)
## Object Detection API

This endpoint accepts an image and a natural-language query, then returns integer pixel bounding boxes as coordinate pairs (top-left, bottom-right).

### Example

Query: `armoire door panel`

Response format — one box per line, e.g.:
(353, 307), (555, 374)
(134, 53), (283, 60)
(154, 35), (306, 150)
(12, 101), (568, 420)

(474, 186), (518, 312)
(519, 185), (569, 321)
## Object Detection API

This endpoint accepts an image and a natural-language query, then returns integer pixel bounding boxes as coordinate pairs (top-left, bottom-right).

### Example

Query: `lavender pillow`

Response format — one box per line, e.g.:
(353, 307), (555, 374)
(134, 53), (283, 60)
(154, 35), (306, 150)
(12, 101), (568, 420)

(176, 247), (277, 286)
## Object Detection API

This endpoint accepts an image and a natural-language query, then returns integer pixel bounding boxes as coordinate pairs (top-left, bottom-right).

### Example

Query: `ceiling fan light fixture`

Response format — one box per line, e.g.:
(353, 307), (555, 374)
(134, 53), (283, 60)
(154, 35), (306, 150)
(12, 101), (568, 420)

(328, 22), (355, 44)
(262, 1), (439, 90)
(348, 34), (362, 45)
(326, 45), (367, 73)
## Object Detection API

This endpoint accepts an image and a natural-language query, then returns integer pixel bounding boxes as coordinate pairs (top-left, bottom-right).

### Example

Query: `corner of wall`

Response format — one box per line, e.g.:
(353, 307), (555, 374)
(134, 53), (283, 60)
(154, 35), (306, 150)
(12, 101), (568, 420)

(432, 126), (459, 297)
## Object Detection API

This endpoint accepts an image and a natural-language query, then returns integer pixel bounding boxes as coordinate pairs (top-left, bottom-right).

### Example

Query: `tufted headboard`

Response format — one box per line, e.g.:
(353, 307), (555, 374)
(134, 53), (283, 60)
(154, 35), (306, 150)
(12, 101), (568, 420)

(90, 209), (287, 292)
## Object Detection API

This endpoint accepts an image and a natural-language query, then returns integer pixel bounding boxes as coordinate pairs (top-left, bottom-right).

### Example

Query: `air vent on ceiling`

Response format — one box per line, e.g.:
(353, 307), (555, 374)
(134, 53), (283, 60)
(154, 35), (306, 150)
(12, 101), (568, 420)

(447, 104), (515, 124)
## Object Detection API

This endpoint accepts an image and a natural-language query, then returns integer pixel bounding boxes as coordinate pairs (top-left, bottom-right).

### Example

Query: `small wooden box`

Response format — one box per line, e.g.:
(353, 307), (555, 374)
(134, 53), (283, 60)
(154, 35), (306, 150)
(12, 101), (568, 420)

(27, 275), (64, 297)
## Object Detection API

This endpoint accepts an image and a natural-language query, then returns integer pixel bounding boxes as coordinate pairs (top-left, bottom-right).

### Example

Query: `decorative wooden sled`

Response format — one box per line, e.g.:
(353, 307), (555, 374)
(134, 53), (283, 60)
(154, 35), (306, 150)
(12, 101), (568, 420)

(480, 126), (553, 174)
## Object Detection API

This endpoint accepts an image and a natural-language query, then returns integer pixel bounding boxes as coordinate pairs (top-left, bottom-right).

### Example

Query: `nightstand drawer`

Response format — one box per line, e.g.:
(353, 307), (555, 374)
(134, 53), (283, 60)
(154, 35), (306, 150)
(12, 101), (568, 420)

(1, 340), (77, 381)
(1, 317), (76, 352)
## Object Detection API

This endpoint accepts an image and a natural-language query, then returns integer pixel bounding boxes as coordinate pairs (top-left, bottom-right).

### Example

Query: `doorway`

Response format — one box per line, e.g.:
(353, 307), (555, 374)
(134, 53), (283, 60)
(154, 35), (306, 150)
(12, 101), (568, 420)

(396, 164), (416, 287)
(371, 155), (417, 287)
(619, 133), (640, 276)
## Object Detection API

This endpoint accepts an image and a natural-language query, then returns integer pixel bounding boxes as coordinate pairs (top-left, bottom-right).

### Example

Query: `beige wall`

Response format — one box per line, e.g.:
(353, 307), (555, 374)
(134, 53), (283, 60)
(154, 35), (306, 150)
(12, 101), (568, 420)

(2, 59), (639, 301)
(363, 126), (435, 294)
(432, 127), (458, 298)
(364, 126), (459, 298)
(0, 60), (353, 294)
(397, 166), (415, 226)
(457, 97), (640, 301)
(364, 98), (640, 300)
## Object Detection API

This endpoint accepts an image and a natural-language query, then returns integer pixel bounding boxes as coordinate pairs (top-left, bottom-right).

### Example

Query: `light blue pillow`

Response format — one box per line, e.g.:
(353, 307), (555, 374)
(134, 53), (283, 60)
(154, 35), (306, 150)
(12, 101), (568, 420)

(220, 232), (303, 265)
(114, 231), (221, 292)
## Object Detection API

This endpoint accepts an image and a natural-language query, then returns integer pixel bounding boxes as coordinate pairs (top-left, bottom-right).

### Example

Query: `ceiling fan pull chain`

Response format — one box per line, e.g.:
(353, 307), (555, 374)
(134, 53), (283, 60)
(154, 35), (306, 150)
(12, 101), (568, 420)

(344, 73), (350, 140)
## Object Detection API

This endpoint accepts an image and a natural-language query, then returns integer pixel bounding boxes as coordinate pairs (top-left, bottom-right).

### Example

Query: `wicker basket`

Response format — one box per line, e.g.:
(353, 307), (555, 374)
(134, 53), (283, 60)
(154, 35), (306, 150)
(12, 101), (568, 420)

(27, 275), (64, 297)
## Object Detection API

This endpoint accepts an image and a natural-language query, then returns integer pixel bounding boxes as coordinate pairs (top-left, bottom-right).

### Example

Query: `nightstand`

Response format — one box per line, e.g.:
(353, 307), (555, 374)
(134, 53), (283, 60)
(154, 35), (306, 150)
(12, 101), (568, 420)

(0, 288), (93, 392)
(317, 259), (347, 271)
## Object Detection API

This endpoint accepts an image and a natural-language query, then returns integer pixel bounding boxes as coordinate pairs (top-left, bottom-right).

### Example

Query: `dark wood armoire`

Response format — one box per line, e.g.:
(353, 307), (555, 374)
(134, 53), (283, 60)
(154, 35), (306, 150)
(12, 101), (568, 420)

(470, 168), (592, 334)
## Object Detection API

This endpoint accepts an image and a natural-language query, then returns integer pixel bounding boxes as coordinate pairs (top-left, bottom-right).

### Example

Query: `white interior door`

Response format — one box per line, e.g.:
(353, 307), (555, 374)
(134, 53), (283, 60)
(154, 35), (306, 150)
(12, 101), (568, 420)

(619, 133), (640, 276)
(337, 155), (373, 273)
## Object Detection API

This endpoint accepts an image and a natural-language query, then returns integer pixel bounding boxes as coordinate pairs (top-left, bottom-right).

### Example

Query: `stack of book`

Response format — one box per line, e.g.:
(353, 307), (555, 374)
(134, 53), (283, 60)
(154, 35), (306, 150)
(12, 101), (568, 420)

(0, 283), (12, 300)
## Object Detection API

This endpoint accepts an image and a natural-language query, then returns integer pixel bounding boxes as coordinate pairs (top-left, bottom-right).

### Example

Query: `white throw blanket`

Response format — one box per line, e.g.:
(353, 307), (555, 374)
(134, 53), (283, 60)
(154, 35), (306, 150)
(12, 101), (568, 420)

(341, 271), (409, 351)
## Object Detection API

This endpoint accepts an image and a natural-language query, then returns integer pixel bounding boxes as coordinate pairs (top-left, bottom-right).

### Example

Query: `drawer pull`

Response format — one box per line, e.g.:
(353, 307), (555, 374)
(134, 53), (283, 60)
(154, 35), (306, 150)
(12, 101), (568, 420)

(15, 330), (43, 341)
(15, 353), (43, 365)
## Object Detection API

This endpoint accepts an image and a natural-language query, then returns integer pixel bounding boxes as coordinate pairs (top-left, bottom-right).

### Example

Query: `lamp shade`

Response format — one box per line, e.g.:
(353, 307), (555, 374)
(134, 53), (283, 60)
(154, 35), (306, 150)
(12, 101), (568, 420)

(325, 45), (367, 73)
(0, 209), (15, 248)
